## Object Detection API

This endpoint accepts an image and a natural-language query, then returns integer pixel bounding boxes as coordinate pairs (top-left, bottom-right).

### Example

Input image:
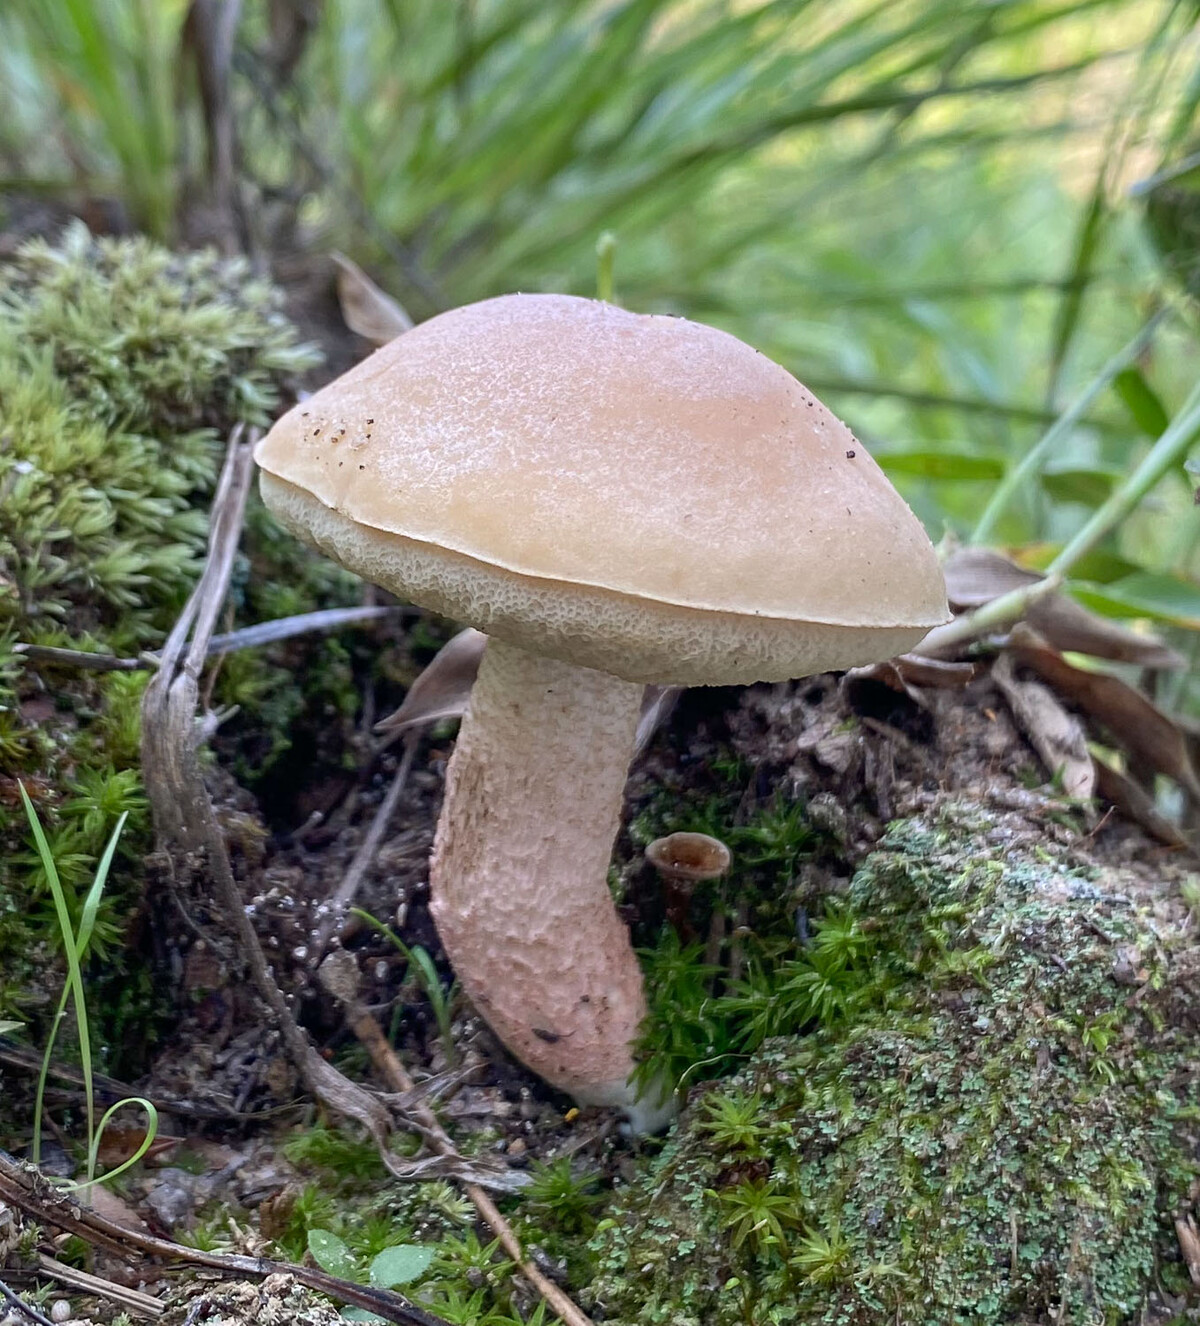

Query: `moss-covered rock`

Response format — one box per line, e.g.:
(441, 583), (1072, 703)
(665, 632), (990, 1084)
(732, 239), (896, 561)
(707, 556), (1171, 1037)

(586, 810), (1199, 1325)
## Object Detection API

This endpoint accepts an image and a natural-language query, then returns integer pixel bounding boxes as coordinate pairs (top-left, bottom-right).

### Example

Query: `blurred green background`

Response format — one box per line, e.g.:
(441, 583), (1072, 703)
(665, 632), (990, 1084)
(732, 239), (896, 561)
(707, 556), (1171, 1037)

(2, 0), (1199, 692)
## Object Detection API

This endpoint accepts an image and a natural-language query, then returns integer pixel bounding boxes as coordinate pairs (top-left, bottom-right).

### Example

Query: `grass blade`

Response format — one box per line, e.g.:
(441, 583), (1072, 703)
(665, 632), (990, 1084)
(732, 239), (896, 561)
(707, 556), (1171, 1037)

(1046, 378), (1200, 576)
(971, 311), (1169, 544)
(20, 783), (94, 1164)
(20, 786), (127, 1173)
(75, 1097), (159, 1195)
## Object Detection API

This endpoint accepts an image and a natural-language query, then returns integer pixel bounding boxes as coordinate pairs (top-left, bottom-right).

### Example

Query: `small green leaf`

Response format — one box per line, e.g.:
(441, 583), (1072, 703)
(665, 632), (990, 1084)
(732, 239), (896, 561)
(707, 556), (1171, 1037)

(1113, 367), (1170, 436)
(1092, 571), (1200, 628)
(340, 1311), (387, 1323)
(368, 1244), (435, 1289)
(1063, 549), (1143, 584)
(1073, 572), (1200, 628)
(1020, 545), (1141, 583)
(307, 1229), (357, 1279)
(879, 451), (1005, 481)
(1070, 586), (1146, 622)
(0, 1020), (23, 1036)
(1040, 466), (1120, 507)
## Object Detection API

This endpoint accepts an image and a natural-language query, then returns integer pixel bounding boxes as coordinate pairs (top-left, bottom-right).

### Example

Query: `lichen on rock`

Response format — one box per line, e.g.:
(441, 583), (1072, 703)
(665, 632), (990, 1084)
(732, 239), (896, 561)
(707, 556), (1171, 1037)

(586, 808), (1200, 1325)
(158, 1274), (347, 1326)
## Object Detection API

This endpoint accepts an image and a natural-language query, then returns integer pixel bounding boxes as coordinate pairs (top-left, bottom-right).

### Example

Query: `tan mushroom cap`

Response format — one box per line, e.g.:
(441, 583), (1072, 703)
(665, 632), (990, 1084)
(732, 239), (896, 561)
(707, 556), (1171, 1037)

(256, 293), (948, 685)
(646, 832), (733, 883)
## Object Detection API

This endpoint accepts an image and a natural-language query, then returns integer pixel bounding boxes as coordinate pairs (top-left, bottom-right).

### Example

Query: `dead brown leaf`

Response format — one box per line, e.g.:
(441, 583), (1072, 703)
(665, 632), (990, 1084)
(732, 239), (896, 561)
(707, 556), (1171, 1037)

(845, 654), (976, 707)
(992, 652), (1095, 799)
(1009, 623), (1200, 803)
(941, 548), (1182, 668)
(375, 632), (680, 756)
(333, 251), (413, 345)
(376, 627), (487, 737)
(1026, 593), (1184, 669)
(943, 546), (1041, 608)
(1092, 755), (1191, 849)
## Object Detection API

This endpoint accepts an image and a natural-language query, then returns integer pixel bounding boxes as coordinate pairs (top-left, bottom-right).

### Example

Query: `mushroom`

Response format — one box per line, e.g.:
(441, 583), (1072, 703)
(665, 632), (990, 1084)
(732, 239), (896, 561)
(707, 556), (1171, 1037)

(645, 832), (733, 886)
(253, 293), (948, 1131)
(645, 832), (732, 939)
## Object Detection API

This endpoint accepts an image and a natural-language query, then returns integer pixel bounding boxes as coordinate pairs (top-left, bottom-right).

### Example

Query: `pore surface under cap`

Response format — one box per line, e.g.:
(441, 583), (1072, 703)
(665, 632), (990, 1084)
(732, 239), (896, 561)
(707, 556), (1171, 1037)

(255, 294), (947, 680)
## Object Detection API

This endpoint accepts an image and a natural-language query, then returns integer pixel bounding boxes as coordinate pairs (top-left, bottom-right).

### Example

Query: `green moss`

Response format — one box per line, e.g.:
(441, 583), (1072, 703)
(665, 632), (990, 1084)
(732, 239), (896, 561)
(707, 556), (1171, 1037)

(628, 753), (861, 1095)
(2, 222), (316, 436)
(587, 810), (1200, 1325)
(0, 222), (319, 1053)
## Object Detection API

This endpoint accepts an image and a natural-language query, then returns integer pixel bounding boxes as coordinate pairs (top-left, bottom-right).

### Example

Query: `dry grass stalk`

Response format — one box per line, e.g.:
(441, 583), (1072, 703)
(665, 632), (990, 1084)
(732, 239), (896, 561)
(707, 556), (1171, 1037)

(0, 1154), (449, 1326)
(318, 952), (597, 1326)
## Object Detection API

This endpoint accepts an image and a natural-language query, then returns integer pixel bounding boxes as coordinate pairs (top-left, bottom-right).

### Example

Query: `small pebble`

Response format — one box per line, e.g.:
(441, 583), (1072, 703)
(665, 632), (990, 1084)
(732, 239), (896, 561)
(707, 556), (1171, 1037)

(507, 1137), (527, 1156)
(51, 1302), (71, 1323)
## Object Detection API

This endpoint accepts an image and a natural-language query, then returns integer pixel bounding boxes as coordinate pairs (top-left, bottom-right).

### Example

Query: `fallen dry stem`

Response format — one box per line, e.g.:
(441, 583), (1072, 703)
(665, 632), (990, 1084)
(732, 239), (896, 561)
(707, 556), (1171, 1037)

(323, 962), (596, 1326)
(0, 1154), (449, 1326)
(16, 605), (404, 673)
(1176, 1214), (1200, 1287)
(35, 1254), (164, 1319)
(139, 429), (395, 1159)
(311, 733), (419, 961)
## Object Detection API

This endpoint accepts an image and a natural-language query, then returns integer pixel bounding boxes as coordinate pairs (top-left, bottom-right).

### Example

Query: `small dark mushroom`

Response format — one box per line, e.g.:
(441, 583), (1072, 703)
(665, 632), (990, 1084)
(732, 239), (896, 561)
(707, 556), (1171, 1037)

(646, 831), (733, 938)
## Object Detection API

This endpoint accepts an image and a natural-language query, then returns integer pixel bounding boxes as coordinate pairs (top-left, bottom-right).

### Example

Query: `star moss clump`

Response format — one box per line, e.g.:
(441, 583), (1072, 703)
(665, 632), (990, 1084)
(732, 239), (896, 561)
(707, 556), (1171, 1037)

(0, 223), (329, 1041)
(586, 810), (1200, 1326)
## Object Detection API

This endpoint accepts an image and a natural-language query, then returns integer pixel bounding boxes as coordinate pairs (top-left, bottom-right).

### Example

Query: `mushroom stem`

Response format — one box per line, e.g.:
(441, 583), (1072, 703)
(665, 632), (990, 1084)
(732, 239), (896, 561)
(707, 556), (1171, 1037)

(430, 637), (672, 1131)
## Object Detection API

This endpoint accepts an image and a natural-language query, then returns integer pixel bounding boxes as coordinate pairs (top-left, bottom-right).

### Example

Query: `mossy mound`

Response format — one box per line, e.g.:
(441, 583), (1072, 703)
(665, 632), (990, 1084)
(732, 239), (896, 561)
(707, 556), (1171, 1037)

(0, 222), (330, 1046)
(587, 811), (1199, 1325)
(0, 221), (319, 647)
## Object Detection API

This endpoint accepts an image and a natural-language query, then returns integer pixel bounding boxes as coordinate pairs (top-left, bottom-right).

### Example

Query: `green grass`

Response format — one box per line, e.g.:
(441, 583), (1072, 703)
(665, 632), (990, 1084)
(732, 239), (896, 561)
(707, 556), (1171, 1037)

(0, 0), (183, 240)
(19, 782), (158, 1191)
(2, 3), (1198, 704)
(352, 908), (460, 1068)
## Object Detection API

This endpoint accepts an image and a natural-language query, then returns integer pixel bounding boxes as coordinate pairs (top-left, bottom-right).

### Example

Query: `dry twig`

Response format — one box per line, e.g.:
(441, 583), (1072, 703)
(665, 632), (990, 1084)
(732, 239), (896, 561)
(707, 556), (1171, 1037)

(16, 605), (404, 674)
(138, 429), (397, 1159)
(35, 1255), (164, 1319)
(319, 953), (597, 1326)
(1176, 1213), (1200, 1287)
(311, 734), (419, 961)
(0, 1153), (449, 1326)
